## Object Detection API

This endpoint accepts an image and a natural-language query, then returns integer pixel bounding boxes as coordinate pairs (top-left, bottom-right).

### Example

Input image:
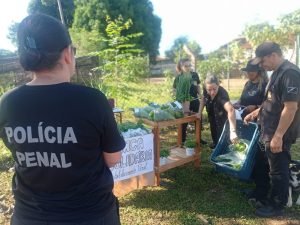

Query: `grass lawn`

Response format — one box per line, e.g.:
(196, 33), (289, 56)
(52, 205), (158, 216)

(0, 78), (299, 225)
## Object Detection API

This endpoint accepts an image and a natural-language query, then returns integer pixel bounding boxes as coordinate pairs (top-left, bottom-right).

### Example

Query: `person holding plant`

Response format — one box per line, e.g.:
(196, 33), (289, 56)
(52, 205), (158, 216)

(233, 59), (268, 119)
(173, 58), (207, 145)
(0, 13), (125, 225)
(199, 75), (239, 149)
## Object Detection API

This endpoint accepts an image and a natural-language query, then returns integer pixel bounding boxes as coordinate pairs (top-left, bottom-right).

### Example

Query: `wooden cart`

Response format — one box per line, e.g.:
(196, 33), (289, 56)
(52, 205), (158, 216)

(141, 115), (201, 185)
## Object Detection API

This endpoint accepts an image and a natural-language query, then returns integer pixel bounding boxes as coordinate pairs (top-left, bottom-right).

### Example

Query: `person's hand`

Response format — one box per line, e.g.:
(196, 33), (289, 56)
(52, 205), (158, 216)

(230, 130), (239, 144)
(243, 113), (254, 125)
(270, 134), (283, 153)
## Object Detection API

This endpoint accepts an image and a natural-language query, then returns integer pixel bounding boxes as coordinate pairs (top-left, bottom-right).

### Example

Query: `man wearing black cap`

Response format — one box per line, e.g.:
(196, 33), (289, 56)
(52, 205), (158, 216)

(244, 41), (300, 217)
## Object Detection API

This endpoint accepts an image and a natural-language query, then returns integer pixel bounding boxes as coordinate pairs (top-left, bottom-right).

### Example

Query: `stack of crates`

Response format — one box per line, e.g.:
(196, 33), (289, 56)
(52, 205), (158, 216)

(210, 120), (260, 181)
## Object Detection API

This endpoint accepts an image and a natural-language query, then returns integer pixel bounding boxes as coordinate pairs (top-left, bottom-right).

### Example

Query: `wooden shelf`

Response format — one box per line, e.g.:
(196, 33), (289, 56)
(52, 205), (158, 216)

(157, 147), (198, 173)
(140, 115), (201, 185)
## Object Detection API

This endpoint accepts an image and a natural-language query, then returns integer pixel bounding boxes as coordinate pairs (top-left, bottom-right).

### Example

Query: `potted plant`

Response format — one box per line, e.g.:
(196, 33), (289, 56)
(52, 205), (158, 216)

(160, 148), (170, 164)
(184, 139), (196, 156)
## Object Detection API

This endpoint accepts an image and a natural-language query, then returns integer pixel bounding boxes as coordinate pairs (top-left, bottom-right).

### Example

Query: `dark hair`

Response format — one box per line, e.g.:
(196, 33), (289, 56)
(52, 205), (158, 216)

(176, 58), (190, 73)
(205, 75), (219, 85)
(17, 13), (72, 71)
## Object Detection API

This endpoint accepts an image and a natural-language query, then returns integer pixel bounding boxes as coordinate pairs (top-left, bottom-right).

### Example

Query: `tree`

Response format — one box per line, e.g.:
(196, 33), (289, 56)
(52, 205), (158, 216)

(7, 0), (75, 48)
(7, 22), (19, 48)
(165, 36), (202, 63)
(243, 23), (290, 51)
(278, 9), (300, 35)
(72, 0), (161, 60)
(0, 49), (16, 57)
(89, 16), (149, 100)
(28, 0), (75, 27)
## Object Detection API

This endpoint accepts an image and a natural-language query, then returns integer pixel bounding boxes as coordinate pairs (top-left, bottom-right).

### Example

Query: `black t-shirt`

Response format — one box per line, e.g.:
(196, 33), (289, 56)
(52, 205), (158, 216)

(240, 80), (267, 107)
(204, 86), (229, 129)
(0, 83), (126, 222)
(260, 62), (300, 143)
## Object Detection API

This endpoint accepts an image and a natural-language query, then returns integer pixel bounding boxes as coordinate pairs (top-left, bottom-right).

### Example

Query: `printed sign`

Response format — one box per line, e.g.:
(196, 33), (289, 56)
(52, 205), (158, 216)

(110, 133), (154, 182)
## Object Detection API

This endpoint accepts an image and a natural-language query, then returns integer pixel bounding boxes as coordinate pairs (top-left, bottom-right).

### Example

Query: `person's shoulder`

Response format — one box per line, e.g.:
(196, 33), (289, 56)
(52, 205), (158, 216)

(69, 83), (105, 95)
(0, 85), (26, 100)
(219, 86), (228, 93)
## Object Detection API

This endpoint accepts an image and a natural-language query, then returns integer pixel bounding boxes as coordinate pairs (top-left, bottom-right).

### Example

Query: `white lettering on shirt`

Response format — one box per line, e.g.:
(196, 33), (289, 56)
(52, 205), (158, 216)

(16, 151), (72, 168)
(4, 123), (78, 144)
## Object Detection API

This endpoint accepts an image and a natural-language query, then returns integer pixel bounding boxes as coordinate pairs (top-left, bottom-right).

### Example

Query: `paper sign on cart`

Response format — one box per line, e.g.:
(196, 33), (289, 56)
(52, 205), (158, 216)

(110, 133), (154, 182)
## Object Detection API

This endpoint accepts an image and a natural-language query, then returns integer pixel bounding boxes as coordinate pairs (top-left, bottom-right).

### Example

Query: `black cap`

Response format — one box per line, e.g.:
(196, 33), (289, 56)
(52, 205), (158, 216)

(241, 60), (260, 72)
(252, 42), (282, 64)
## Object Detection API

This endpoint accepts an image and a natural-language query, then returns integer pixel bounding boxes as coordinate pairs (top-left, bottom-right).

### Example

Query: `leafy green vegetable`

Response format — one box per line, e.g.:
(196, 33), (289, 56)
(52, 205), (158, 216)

(118, 121), (146, 132)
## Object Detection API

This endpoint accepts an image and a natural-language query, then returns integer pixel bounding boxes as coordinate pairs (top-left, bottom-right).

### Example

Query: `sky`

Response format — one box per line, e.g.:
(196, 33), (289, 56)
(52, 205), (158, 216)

(1, 0), (300, 55)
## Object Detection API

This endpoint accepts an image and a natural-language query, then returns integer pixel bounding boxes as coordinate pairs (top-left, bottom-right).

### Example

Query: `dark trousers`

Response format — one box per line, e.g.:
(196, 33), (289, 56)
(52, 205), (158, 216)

(251, 144), (270, 201)
(11, 199), (121, 225)
(208, 119), (224, 146)
(252, 141), (291, 208)
(266, 142), (291, 208)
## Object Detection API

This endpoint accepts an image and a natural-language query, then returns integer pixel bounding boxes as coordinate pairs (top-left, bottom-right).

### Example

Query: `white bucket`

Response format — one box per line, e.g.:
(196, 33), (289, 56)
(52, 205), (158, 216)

(185, 148), (195, 156)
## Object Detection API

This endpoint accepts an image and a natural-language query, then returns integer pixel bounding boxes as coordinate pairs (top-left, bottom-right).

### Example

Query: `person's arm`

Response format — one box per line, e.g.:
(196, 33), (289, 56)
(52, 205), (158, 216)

(243, 107), (260, 124)
(270, 101), (298, 153)
(103, 151), (122, 168)
(224, 101), (238, 143)
(244, 104), (258, 114)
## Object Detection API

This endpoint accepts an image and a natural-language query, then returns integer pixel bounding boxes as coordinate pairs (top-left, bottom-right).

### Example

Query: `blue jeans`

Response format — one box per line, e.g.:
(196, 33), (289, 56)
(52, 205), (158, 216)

(11, 200), (121, 225)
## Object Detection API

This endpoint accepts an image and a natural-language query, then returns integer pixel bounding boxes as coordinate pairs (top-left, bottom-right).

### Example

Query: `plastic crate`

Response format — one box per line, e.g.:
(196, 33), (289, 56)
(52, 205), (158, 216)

(210, 120), (260, 181)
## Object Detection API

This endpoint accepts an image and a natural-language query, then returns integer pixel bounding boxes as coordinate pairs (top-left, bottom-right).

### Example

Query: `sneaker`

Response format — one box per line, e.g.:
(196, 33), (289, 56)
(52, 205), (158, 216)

(255, 205), (284, 217)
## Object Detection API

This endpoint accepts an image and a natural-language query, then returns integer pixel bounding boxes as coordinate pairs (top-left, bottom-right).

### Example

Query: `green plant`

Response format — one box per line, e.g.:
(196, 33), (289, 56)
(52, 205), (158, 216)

(160, 148), (170, 158)
(184, 139), (196, 148)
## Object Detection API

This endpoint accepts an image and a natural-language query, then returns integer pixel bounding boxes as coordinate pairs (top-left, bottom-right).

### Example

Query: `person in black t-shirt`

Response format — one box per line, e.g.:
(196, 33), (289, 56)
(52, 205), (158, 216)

(244, 42), (300, 217)
(0, 14), (125, 225)
(234, 59), (269, 209)
(233, 59), (268, 119)
(199, 75), (239, 149)
(173, 58), (207, 145)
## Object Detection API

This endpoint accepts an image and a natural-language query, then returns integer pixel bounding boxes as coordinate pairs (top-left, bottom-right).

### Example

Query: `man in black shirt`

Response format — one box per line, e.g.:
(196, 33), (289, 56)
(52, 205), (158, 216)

(244, 42), (300, 217)
(0, 14), (125, 225)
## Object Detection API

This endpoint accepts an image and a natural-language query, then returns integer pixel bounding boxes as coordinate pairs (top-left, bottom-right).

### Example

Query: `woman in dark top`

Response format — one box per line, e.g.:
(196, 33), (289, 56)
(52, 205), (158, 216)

(199, 75), (238, 149)
(0, 13), (125, 225)
(235, 60), (269, 208)
(173, 58), (203, 144)
(234, 59), (268, 119)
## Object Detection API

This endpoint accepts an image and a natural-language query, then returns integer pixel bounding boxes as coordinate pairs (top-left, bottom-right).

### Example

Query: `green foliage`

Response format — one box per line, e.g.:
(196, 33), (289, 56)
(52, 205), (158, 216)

(69, 28), (105, 56)
(160, 148), (170, 158)
(174, 74), (193, 102)
(279, 9), (300, 35)
(28, 0), (75, 27)
(165, 36), (202, 63)
(87, 16), (149, 101)
(0, 49), (16, 57)
(243, 22), (289, 50)
(6, 22), (19, 48)
(73, 0), (161, 60)
(184, 139), (196, 148)
(197, 56), (231, 81)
